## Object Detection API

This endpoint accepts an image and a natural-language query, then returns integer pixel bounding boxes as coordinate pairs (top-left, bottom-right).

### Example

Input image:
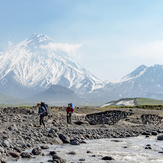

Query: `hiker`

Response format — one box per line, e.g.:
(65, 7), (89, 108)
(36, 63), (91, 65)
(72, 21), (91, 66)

(66, 103), (74, 124)
(41, 101), (48, 116)
(37, 103), (46, 128)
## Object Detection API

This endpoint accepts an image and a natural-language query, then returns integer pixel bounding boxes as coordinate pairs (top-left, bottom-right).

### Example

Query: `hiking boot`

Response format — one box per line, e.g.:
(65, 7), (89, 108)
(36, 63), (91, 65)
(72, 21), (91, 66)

(38, 126), (42, 128)
(44, 126), (47, 129)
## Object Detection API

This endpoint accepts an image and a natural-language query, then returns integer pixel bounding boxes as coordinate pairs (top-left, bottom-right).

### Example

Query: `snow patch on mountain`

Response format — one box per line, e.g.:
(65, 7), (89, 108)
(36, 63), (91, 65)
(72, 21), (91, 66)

(111, 65), (148, 84)
(101, 99), (135, 107)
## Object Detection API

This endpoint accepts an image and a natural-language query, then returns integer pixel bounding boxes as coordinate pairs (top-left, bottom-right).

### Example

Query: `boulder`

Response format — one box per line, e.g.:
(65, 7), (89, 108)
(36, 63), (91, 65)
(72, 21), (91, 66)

(70, 139), (80, 145)
(51, 137), (63, 144)
(151, 131), (157, 136)
(157, 135), (163, 140)
(49, 151), (57, 155)
(14, 147), (22, 153)
(8, 151), (20, 158)
(31, 147), (42, 155)
(20, 152), (32, 158)
(59, 134), (70, 143)
(52, 154), (65, 163)
(102, 156), (114, 160)
(142, 132), (150, 136)
(40, 145), (49, 149)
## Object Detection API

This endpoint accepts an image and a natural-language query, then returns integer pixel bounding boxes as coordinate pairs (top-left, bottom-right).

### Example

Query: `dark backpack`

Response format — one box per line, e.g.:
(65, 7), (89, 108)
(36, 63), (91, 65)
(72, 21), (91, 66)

(41, 103), (49, 115)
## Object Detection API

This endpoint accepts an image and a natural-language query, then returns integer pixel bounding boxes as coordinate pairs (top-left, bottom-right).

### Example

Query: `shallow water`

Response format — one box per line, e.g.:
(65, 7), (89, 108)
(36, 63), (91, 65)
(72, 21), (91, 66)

(8, 136), (163, 163)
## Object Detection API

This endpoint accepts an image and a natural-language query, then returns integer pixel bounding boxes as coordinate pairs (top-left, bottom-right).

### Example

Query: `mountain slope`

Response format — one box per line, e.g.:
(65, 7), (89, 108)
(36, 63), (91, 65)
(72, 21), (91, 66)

(0, 92), (26, 104)
(101, 97), (163, 107)
(0, 34), (104, 98)
(27, 85), (83, 105)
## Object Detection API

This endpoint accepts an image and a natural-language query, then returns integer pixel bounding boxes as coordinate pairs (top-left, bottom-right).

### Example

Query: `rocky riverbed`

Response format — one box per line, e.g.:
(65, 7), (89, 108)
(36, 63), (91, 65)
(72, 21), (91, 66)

(0, 106), (163, 163)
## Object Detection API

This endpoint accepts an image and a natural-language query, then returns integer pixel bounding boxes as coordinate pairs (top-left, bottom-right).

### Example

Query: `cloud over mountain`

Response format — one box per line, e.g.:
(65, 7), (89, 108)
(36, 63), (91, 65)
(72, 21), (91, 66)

(40, 42), (82, 58)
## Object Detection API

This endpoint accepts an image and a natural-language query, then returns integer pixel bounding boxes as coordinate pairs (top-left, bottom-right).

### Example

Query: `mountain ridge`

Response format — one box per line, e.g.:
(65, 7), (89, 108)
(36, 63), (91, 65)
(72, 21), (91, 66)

(89, 64), (163, 104)
(0, 34), (163, 104)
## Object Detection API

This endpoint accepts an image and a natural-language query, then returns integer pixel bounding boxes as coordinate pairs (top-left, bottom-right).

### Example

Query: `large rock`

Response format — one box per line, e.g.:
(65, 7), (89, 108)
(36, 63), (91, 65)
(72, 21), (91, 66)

(157, 135), (163, 140)
(70, 139), (80, 145)
(13, 147), (22, 153)
(20, 152), (32, 158)
(31, 147), (42, 155)
(59, 134), (70, 143)
(52, 154), (65, 163)
(8, 151), (20, 158)
(102, 156), (114, 160)
(40, 145), (49, 149)
(51, 137), (63, 144)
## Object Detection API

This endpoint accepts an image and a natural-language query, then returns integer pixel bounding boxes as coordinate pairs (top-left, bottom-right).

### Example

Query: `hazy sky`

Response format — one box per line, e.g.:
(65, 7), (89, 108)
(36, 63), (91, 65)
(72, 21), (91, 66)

(1, 0), (163, 81)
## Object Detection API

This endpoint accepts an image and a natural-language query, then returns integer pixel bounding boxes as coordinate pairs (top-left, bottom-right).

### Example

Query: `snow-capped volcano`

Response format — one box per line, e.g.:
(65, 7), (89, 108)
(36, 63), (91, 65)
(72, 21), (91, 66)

(0, 34), (104, 98)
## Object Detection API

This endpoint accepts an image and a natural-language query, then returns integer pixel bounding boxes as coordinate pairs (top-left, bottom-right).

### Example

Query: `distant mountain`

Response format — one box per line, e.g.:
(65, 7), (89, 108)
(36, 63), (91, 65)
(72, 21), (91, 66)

(0, 92), (26, 104)
(0, 34), (104, 99)
(88, 64), (163, 104)
(27, 85), (84, 105)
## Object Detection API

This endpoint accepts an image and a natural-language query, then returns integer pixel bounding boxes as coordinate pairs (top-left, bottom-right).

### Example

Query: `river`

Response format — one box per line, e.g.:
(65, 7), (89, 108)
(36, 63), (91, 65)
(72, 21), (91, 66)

(8, 135), (163, 163)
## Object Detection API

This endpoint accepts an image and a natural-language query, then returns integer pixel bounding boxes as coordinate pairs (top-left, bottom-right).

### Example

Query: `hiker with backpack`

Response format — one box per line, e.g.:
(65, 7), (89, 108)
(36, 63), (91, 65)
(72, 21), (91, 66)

(66, 103), (74, 124)
(41, 101), (49, 115)
(37, 102), (47, 128)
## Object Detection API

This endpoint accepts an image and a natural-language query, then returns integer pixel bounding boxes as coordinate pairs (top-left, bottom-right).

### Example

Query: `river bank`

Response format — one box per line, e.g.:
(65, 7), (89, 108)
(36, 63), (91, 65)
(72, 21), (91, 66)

(0, 107), (163, 162)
